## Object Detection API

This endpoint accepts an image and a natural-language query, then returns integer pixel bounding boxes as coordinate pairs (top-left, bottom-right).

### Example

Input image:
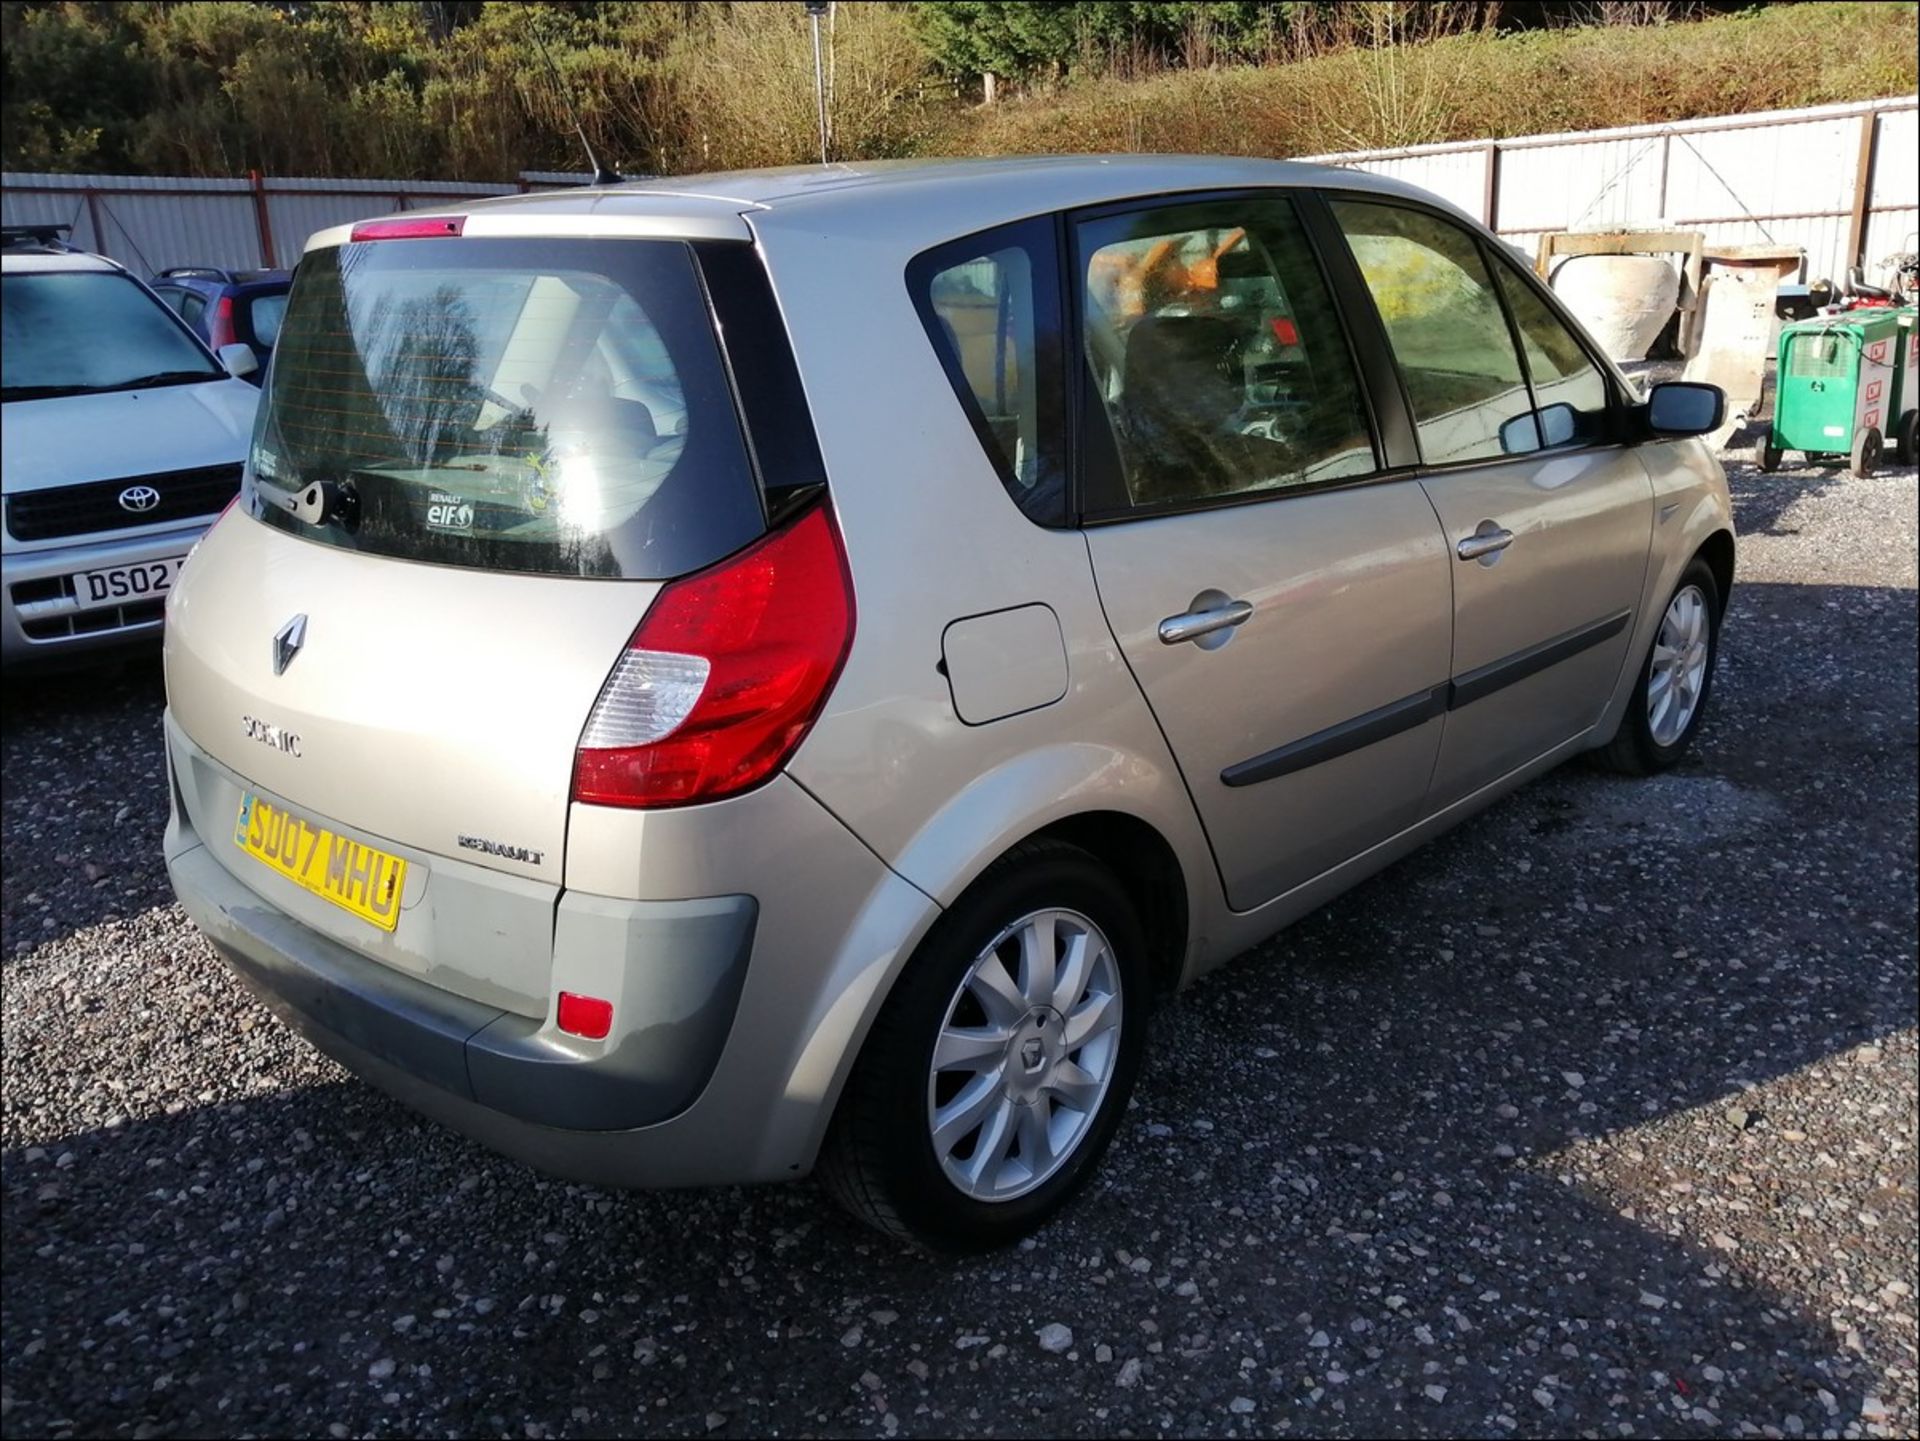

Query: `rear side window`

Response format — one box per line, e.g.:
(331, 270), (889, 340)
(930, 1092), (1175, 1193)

(1330, 200), (1540, 464)
(1076, 195), (1375, 512)
(249, 237), (763, 580)
(909, 219), (1067, 526)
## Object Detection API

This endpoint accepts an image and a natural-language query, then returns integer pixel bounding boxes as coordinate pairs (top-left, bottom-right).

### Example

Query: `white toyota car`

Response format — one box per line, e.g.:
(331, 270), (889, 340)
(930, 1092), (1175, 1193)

(1, 225), (260, 670)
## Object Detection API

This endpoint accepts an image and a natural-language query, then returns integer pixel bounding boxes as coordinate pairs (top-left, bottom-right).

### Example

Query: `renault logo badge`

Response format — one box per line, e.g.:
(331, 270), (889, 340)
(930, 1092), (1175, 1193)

(272, 614), (307, 676)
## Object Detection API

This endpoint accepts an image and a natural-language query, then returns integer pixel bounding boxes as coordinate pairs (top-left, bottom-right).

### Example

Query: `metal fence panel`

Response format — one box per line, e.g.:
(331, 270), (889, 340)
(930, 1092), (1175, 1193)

(2, 172), (521, 275)
(1298, 96), (1915, 287)
(265, 191), (394, 266)
(1, 172), (262, 273)
(0, 185), (100, 253)
(1499, 136), (1666, 234)
(91, 191), (260, 275)
(1333, 147), (1490, 223)
(1665, 115), (1857, 223)
(6, 97), (1915, 283)
(1869, 107), (1918, 210)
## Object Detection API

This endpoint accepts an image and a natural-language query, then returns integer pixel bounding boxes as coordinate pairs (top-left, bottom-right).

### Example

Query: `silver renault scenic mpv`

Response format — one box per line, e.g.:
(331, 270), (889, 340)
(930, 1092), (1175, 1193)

(164, 157), (1734, 1250)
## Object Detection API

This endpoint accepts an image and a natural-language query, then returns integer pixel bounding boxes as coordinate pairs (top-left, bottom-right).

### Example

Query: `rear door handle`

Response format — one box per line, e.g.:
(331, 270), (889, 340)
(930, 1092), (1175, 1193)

(1457, 526), (1515, 562)
(1158, 599), (1253, 645)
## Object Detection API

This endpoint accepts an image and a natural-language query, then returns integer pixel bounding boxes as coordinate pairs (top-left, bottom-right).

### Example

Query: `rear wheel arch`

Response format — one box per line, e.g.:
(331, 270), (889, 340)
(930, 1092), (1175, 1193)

(1022, 812), (1189, 1001)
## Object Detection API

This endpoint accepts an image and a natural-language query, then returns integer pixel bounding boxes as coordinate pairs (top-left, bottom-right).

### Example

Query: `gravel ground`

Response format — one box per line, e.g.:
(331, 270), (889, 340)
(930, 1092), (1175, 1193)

(3, 452), (1916, 1439)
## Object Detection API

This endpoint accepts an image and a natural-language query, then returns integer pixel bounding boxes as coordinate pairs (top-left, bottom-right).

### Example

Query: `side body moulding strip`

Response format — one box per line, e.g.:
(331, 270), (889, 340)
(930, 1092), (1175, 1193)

(1221, 610), (1634, 787)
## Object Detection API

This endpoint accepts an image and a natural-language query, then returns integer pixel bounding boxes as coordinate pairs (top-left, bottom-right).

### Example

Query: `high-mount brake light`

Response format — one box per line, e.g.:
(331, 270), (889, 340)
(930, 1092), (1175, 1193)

(349, 215), (467, 242)
(571, 501), (855, 809)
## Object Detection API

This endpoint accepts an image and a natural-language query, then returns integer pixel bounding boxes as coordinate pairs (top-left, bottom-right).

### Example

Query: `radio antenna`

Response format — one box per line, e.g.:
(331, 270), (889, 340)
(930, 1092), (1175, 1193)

(532, 29), (621, 187)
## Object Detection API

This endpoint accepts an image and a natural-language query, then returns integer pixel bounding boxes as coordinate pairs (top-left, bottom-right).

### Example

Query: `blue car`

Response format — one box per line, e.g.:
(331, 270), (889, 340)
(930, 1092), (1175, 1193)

(148, 267), (291, 384)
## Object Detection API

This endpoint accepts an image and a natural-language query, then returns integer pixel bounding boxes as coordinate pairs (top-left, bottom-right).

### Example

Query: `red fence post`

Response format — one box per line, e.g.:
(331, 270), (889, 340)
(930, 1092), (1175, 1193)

(249, 169), (277, 269)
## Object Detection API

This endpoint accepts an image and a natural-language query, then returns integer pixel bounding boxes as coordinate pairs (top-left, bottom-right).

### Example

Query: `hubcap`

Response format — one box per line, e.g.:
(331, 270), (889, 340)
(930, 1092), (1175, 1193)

(1648, 583), (1711, 747)
(926, 908), (1123, 1202)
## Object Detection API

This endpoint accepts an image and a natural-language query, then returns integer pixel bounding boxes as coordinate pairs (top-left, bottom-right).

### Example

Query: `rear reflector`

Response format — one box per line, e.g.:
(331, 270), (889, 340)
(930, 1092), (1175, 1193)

(557, 992), (613, 1040)
(572, 500), (855, 809)
(350, 215), (467, 242)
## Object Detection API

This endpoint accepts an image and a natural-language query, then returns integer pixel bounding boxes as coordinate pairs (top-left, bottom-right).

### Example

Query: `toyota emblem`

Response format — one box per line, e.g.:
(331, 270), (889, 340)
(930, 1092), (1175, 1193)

(118, 484), (161, 514)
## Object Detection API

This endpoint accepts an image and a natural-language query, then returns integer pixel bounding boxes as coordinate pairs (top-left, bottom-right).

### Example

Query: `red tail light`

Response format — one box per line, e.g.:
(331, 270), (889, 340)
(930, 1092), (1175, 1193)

(208, 294), (236, 350)
(350, 215), (466, 242)
(571, 501), (855, 809)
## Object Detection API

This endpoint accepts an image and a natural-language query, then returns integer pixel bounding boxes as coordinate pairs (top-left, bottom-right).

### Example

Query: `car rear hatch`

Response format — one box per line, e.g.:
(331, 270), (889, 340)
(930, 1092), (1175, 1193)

(164, 217), (827, 1014)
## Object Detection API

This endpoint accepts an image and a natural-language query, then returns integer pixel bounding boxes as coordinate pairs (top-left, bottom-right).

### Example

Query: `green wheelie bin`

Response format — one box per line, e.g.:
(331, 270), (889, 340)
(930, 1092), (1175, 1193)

(1763, 306), (1917, 475)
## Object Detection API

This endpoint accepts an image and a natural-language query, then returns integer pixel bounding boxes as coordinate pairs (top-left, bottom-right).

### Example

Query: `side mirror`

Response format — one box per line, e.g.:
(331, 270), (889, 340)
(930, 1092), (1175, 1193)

(1498, 410), (1540, 455)
(1646, 381), (1724, 437)
(217, 342), (259, 379)
(1536, 402), (1578, 448)
(1497, 403), (1581, 455)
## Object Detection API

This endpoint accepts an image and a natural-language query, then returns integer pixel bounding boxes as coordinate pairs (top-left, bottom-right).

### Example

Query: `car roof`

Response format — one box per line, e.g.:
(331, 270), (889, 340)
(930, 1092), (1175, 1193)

(305, 155), (1461, 254)
(155, 268), (292, 287)
(2, 250), (123, 275)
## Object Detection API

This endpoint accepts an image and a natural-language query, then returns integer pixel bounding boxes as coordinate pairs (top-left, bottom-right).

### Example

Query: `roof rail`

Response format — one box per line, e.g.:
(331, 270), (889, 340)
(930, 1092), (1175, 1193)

(1, 222), (76, 251)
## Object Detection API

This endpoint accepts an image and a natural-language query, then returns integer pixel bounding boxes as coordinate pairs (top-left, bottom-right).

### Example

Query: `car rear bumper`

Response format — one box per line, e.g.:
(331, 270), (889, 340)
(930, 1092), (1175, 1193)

(162, 711), (942, 1188)
(169, 834), (759, 1132)
(1, 521), (210, 666)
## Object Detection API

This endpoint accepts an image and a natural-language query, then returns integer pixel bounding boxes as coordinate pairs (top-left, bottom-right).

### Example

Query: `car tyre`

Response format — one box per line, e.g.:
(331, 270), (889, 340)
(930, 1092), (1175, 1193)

(1590, 558), (1722, 776)
(1850, 425), (1882, 478)
(819, 839), (1150, 1253)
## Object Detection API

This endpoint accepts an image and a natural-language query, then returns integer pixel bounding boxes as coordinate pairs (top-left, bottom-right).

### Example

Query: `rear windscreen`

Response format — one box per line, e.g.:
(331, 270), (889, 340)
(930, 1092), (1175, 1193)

(248, 237), (764, 579)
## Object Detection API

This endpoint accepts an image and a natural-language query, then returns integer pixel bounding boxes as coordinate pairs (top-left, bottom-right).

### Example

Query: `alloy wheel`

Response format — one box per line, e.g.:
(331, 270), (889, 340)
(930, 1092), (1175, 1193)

(926, 908), (1124, 1202)
(1648, 583), (1711, 747)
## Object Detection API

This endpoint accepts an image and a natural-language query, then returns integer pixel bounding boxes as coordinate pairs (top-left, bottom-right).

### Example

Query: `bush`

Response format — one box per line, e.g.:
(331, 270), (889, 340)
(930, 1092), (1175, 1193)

(954, 2), (1918, 159)
(1, 1), (1913, 181)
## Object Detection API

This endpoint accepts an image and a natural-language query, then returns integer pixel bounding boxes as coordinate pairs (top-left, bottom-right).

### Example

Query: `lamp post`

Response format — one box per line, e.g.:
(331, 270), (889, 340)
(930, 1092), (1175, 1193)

(805, 0), (829, 164)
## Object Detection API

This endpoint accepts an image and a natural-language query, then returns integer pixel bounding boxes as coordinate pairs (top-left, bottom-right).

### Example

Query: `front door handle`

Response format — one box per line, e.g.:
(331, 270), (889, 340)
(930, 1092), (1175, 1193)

(1457, 525), (1515, 562)
(1158, 599), (1253, 646)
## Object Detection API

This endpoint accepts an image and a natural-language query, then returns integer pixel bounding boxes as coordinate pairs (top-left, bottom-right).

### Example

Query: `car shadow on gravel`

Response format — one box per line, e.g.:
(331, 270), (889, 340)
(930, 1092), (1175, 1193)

(1, 656), (171, 952)
(2, 582), (1914, 1438)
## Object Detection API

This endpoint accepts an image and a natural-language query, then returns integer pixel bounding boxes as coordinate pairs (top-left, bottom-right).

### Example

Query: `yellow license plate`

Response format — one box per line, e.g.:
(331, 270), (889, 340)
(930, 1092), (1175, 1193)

(234, 793), (407, 931)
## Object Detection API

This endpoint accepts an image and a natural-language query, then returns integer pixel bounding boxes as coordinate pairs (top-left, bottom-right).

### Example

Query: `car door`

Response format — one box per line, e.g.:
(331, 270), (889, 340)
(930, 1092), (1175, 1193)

(1074, 192), (1454, 913)
(1325, 196), (1653, 810)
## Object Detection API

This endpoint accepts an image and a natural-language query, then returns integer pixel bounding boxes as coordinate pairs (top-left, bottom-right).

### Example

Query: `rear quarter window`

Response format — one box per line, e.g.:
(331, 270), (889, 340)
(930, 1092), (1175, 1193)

(908, 218), (1068, 527)
(248, 237), (764, 580)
